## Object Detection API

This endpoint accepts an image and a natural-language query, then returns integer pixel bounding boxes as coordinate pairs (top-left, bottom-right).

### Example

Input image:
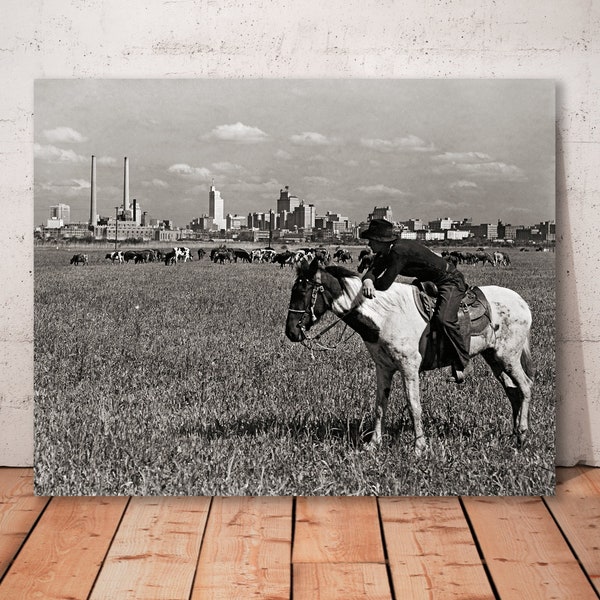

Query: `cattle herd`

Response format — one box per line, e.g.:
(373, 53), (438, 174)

(68, 245), (517, 270)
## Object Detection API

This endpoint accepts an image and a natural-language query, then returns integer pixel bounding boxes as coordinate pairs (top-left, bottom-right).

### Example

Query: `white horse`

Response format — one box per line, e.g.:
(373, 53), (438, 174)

(285, 259), (534, 455)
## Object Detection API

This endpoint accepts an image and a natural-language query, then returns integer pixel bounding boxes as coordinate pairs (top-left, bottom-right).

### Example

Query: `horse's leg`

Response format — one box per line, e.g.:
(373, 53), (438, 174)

(481, 349), (532, 445)
(367, 365), (394, 449)
(400, 368), (427, 455)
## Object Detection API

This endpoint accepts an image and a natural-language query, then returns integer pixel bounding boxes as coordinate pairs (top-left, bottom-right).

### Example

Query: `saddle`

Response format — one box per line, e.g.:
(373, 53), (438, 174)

(412, 281), (493, 371)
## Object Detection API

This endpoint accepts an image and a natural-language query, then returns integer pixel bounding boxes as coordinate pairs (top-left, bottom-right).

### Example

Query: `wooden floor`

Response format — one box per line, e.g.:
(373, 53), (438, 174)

(0, 468), (598, 599)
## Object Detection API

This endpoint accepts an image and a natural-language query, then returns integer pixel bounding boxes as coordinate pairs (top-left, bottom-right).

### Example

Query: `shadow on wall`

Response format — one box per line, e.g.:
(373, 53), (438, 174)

(555, 90), (594, 466)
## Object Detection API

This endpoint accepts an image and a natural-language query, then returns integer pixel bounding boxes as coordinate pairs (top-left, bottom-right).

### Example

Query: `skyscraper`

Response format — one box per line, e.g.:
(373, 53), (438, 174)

(209, 183), (226, 230)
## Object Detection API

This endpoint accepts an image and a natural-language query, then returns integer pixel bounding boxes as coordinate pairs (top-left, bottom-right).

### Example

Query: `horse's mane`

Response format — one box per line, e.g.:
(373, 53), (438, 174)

(324, 264), (360, 280)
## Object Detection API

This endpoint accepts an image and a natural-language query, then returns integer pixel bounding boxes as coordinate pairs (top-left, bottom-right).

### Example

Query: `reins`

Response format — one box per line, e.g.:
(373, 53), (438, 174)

(287, 270), (358, 355)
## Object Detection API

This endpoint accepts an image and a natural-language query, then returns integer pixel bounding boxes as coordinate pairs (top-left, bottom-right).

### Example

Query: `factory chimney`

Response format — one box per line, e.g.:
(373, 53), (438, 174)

(89, 155), (97, 228)
(123, 157), (129, 214)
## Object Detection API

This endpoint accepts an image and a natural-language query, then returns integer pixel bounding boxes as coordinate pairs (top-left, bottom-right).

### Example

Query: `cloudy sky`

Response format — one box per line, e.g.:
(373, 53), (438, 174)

(34, 79), (555, 227)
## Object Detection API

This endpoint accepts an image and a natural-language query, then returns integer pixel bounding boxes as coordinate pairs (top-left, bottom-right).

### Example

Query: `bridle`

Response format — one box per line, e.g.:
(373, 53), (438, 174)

(287, 271), (327, 334)
(287, 270), (356, 352)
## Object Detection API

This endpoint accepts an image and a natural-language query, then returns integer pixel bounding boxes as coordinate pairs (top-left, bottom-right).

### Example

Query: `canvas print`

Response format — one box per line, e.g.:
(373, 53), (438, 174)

(34, 80), (555, 496)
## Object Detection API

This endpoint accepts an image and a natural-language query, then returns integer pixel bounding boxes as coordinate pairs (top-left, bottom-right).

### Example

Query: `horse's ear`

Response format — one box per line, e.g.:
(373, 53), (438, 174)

(307, 256), (322, 277)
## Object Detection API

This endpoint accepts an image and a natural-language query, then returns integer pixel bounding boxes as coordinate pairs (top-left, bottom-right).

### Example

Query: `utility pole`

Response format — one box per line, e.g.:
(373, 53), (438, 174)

(269, 209), (273, 249)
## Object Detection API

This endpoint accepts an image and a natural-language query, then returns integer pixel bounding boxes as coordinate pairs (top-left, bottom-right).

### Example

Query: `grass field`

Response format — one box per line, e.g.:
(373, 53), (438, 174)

(34, 245), (555, 496)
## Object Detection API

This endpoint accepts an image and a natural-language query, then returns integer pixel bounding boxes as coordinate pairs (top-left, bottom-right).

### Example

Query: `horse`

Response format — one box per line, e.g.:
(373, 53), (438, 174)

(285, 259), (534, 455)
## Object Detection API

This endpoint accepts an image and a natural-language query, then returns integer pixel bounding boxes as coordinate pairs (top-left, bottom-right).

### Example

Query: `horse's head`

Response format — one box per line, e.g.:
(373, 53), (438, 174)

(285, 258), (330, 342)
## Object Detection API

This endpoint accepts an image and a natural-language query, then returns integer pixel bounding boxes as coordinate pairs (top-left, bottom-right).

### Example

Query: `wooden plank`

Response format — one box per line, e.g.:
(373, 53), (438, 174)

(293, 563), (391, 600)
(0, 495), (127, 600)
(379, 496), (494, 599)
(545, 467), (600, 594)
(0, 468), (49, 580)
(464, 496), (598, 600)
(90, 496), (211, 600)
(192, 496), (293, 599)
(293, 496), (385, 564)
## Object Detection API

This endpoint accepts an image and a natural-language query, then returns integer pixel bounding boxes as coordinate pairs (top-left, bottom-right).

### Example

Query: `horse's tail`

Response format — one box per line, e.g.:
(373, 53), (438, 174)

(520, 335), (536, 382)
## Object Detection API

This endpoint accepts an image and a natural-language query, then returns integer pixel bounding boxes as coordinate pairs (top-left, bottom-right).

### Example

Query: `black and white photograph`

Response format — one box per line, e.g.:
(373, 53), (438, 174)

(34, 79), (555, 496)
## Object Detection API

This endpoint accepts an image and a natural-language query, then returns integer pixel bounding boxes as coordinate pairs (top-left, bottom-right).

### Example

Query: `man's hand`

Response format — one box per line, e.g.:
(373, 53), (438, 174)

(362, 279), (376, 298)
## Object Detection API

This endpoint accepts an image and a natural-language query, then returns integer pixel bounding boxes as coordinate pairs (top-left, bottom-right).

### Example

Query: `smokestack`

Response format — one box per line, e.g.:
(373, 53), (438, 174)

(89, 155), (97, 227)
(123, 157), (129, 214)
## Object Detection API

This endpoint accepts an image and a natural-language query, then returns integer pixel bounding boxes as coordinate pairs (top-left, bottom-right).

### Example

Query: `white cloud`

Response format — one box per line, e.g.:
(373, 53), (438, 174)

(97, 156), (116, 166)
(303, 176), (333, 186)
(433, 152), (526, 182)
(433, 151), (492, 163)
(290, 132), (336, 146)
(143, 178), (169, 188)
(357, 184), (408, 196)
(168, 163), (212, 180)
(211, 161), (244, 174)
(43, 127), (87, 144)
(203, 122), (268, 143)
(450, 180), (478, 189)
(34, 144), (87, 163)
(275, 149), (293, 160)
(360, 135), (435, 153)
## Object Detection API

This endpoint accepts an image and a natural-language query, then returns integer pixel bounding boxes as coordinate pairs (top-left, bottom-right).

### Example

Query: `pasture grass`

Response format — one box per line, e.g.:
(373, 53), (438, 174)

(34, 247), (555, 496)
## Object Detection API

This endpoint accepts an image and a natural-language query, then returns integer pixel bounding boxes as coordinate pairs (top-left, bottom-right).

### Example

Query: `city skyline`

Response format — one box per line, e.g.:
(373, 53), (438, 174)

(34, 79), (555, 228)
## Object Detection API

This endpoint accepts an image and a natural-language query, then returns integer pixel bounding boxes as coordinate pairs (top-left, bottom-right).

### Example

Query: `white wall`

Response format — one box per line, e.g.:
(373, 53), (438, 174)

(1, 0), (598, 466)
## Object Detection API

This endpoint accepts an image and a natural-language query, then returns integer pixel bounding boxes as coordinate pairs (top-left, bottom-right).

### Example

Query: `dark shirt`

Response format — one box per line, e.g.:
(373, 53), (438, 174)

(362, 239), (452, 290)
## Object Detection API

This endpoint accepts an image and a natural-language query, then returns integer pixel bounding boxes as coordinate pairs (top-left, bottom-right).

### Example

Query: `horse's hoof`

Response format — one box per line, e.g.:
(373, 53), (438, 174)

(414, 438), (428, 457)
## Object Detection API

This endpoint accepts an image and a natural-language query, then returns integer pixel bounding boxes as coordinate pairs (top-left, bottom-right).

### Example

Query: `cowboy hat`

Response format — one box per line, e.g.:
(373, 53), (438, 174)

(359, 219), (397, 242)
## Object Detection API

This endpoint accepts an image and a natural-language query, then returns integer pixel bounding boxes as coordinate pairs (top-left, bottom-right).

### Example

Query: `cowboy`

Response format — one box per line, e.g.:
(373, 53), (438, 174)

(360, 219), (469, 383)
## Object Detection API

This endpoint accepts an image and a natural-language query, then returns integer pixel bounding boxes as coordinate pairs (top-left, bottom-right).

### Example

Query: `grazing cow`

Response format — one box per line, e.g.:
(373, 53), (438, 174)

(232, 248), (252, 263)
(493, 251), (511, 267)
(214, 249), (233, 264)
(474, 251), (495, 266)
(164, 250), (177, 265)
(273, 251), (295, 268)
(153, 249), (164, 261)
(197, 248), (206, 260)
(123, 250), (138, 263)
(105, 251), (124, 263)
(333, 249), (353, 263)
(251, 248), (276, 263)
(70, 253), (88, 266)
(174, 247), (192, 262)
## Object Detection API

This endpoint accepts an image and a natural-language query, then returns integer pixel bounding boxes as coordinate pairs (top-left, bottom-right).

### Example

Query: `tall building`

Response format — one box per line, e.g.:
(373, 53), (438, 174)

(368, 206), (393, 222)
(49, 203), (70, 224)
(209, 183), (226, 230)
(277, 186), (300, 214)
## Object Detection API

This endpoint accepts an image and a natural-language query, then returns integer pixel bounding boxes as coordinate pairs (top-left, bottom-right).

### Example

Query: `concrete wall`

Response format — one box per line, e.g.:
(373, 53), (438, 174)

(1, 0), (598, 466)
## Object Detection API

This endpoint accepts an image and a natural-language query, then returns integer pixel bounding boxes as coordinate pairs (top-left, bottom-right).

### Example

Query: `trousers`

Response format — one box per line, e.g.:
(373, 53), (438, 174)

(434, 270), (470, 370)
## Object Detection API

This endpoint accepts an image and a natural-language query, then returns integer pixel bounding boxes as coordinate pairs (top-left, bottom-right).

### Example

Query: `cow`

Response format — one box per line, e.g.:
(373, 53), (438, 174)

(474, 251), (495, 266)
(197, 248), (206, 260)
(105, 251), (124, 263)
(333, 248), (353, 263)
(272, 251), (295, 268)
(164, 250), (177, 265)
(251, 248), (275, 263)
(232, 248), (252, 263)
(493, 251), (511, 267)
(123, 250), (138, 263)
(173, 247), (192, 262)
(213, 249), (233, 264)
(70, 253), (88, 266)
